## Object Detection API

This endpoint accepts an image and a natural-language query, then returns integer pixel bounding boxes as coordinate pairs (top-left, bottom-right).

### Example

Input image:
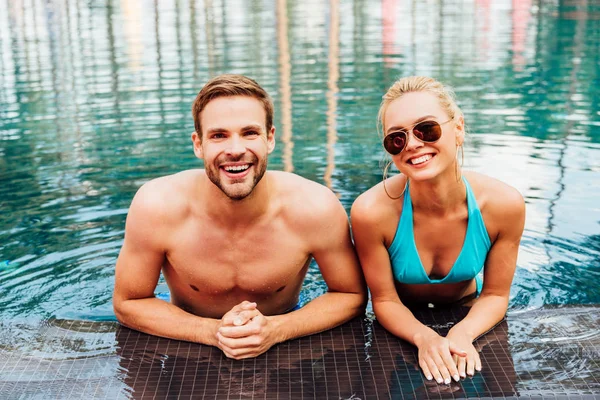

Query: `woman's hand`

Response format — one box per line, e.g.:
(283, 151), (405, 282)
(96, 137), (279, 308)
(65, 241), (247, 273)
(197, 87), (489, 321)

(446, 328), (481, 378)
(414, 330), (467, 384)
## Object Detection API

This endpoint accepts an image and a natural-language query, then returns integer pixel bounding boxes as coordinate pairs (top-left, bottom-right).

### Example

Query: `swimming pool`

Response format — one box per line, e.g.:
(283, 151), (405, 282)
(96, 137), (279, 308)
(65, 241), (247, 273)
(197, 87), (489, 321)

(1, 0), (599, 398)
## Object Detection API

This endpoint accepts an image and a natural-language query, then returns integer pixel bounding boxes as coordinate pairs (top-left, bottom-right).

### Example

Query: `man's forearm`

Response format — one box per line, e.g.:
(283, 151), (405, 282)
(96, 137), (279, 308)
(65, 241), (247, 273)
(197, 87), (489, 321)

(114, 297), (219, 346)
(268, 291), (366, 344)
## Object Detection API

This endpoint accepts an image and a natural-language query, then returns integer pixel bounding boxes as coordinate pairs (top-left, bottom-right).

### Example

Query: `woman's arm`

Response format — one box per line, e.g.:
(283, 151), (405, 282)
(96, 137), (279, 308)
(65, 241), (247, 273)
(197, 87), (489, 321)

(351, 194), (465, 384)
(447, 184), (526, 377)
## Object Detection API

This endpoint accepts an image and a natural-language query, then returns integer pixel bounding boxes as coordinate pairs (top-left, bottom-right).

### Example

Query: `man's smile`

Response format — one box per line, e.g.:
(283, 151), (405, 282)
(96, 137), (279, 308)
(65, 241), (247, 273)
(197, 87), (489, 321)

(223, 164), (251, 174)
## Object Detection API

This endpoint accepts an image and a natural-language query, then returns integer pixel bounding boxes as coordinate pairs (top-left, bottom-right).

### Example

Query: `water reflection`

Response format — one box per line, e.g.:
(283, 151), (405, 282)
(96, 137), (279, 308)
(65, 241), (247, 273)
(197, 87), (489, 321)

(324, 0), (339, 189)
(276, 0), (294, 172)
(510, 306), (600, 394)
(0, 0), (599, 347)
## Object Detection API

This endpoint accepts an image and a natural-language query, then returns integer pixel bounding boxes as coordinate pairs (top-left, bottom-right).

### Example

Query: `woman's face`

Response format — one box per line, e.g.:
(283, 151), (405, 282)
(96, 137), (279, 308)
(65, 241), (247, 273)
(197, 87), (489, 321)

(383, 91), (464, 182)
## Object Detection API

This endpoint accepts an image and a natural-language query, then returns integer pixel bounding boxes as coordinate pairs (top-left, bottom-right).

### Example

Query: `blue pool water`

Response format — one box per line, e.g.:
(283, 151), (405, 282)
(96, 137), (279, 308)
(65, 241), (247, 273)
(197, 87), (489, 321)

(1, 0), (599, 353)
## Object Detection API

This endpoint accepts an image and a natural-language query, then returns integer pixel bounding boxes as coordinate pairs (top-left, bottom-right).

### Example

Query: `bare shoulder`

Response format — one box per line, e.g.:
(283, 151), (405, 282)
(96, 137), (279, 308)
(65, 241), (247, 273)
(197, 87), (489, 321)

(351, 174), (405, 228)
(129, 169), (203, 224)
(270, 170), (347, 228)
(464, 171), (525, 236)
(465, 171), (523, 211)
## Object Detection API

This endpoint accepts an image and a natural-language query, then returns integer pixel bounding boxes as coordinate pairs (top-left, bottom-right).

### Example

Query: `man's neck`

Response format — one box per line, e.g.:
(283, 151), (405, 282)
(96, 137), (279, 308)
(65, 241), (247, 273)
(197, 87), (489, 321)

(202, 172), (273, 226)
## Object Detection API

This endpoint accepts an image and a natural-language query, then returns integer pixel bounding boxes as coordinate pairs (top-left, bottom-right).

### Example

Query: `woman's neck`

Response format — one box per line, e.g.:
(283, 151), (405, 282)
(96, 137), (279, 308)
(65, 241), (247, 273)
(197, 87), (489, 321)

(409, 171), (466, 216)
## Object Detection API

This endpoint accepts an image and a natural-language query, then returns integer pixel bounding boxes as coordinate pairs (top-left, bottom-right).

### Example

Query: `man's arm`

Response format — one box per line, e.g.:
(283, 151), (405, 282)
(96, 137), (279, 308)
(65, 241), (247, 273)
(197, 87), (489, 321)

(216, 188), (367, 359)
(271, 189), (367, 338)
(113, 181), (256, 346)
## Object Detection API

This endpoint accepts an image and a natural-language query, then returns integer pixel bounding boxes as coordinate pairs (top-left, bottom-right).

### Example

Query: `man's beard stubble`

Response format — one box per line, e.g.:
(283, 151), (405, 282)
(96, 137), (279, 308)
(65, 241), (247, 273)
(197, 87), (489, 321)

(205, 155), (268, 201)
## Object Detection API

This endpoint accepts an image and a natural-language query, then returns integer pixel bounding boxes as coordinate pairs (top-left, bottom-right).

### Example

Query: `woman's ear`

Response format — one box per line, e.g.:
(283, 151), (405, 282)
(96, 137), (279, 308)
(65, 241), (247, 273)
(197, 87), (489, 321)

(455, 115), (465, 146)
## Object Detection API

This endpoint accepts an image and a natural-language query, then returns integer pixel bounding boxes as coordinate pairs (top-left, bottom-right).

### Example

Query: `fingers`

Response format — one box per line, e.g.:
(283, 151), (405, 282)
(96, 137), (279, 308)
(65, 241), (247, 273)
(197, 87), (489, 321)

(448, 343), (467, 358)
(219, 319), (262, 338)
(423, 357), (443, 384)
(217, 338), (258, 360)
(222, 308), (260, 327)
(419, 361), (433, 382)
(421, 339), (483, 384)
(217, 331), (262, 350)
(439, 351), (460, 383)
(456, 348), (482, 379)
(220, 302), (259, 327)
(420, 349), (461, 384)
(216, 316), (270, 360)
(232, 301), (257, 313)
(467, 351), (482, 376)
(457, 354), (467, 378)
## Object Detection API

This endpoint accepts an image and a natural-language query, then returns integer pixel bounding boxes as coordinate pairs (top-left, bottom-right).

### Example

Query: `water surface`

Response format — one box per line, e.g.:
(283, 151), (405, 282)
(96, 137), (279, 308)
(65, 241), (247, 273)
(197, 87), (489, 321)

(1, 0), (600, 356)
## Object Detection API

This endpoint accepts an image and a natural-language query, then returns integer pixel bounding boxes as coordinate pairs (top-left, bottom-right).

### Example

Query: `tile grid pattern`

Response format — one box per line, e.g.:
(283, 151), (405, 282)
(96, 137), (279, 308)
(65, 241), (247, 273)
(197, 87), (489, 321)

(1, 307), (600, 399)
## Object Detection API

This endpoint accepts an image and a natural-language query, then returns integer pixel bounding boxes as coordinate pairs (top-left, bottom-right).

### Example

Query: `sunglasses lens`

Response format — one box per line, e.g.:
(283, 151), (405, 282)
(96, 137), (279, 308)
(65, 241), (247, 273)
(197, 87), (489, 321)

(384, 132), (406, 155)
(384, 121), (444, 154)
(413, 121), (442, 142)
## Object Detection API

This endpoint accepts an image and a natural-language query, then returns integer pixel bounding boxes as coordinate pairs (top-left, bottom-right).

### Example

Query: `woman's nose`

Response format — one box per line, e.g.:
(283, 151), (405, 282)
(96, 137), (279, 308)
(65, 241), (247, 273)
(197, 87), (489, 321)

(404, 130), (424, 151)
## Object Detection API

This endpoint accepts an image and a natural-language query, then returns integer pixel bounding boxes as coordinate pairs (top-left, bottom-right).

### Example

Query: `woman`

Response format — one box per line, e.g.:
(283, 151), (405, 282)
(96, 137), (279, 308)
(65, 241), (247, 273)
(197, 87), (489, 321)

(351, 76), (525, 384)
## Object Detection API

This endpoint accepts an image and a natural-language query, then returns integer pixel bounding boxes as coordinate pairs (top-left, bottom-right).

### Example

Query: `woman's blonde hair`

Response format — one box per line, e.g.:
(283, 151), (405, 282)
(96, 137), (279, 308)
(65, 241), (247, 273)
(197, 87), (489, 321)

(377, 76), (462, 135)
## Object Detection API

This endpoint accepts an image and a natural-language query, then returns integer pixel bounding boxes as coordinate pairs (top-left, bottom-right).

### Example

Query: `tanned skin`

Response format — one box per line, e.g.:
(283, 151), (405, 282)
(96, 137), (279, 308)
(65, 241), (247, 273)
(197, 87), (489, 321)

(351, 91), (525, 383)
(114, 95), (366, 359)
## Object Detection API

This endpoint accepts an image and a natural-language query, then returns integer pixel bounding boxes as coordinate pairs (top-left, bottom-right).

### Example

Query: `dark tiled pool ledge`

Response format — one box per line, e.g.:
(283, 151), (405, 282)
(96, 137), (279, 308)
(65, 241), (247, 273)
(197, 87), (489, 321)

(1, 305), (599, 399)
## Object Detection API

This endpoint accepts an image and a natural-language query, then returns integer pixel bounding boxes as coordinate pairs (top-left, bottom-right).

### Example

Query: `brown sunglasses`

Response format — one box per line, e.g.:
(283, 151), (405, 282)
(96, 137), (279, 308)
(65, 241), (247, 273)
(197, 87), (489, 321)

(383, 118), (453, 155)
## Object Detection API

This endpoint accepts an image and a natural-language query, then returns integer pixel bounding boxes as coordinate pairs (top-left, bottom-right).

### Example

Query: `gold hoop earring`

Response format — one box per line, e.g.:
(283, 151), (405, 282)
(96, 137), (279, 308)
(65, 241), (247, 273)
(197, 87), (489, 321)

(455, 144), (464, 182)
(383, 161), (407, 200)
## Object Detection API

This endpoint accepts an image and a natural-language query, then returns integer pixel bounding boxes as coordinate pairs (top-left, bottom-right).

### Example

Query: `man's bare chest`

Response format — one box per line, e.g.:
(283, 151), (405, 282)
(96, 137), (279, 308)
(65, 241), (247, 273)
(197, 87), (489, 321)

(164, 222), (311, 292)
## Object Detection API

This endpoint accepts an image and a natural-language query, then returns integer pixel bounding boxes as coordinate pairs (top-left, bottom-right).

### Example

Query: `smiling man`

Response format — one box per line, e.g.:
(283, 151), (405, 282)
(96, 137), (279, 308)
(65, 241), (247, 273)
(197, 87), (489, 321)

(113, 74), (366, 359)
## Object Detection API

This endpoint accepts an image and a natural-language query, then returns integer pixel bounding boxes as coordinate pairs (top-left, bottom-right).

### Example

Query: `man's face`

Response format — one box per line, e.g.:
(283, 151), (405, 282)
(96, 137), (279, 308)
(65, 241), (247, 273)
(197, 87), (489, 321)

(192, 96), (275, 200)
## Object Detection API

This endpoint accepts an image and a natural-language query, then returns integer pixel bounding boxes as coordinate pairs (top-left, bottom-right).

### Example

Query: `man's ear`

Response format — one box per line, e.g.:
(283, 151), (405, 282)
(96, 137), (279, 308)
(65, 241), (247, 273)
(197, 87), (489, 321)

(267, 126), (276, 154)
(192, 131), (203, 159)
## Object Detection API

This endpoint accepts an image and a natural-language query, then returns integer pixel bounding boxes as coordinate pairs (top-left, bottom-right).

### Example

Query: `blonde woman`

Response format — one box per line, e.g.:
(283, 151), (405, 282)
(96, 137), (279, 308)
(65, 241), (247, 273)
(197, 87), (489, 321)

(351, 76), (525, 384)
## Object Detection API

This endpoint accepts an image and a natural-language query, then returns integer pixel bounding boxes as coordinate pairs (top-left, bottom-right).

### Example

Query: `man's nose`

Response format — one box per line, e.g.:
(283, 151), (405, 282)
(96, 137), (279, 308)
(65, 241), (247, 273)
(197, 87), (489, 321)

(225, 135), (246, 156)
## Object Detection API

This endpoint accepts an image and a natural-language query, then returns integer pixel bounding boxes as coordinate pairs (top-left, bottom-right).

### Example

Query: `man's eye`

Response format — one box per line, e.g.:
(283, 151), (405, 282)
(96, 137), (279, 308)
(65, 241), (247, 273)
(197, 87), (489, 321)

(212, 133), (226, 139)
(244, 131), (260, 136)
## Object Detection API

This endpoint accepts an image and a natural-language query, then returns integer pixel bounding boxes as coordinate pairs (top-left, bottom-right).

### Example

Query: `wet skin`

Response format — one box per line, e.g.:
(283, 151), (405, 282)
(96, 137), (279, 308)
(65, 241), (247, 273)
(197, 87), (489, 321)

(114, 95), (365, 360)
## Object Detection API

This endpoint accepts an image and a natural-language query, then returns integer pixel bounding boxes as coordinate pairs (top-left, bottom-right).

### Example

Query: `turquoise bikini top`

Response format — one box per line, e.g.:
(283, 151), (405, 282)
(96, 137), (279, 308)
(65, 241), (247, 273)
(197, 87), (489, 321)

(388, 176), (491, 285)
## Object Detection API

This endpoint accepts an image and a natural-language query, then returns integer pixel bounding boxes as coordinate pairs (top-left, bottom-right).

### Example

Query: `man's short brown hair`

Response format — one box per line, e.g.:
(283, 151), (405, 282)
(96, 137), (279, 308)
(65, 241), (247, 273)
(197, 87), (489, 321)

(192, 74), (274, 137)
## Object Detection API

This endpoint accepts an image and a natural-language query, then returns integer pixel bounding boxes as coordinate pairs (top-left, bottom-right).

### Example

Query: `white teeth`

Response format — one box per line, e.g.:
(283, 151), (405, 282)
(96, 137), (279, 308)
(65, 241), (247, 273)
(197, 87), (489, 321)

(224, 165), (250, 172)
(410, 154), (432, 165)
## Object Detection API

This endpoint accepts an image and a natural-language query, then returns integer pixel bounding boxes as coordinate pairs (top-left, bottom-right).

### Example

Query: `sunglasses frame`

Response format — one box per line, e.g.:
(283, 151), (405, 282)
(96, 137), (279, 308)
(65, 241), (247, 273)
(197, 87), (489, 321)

(383, 118), (454, 155)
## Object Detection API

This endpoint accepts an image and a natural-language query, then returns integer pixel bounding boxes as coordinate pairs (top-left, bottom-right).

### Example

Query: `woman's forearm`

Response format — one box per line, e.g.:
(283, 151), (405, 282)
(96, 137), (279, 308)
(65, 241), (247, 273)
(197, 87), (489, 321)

(373, 299), (438, 345)
(449, 294), (509, 340)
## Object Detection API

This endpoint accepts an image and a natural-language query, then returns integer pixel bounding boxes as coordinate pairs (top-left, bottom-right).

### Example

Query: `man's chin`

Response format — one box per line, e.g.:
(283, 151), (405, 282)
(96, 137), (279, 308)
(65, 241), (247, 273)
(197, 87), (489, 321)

(224, 191), (252, 201)
(220, 184), (254, 201)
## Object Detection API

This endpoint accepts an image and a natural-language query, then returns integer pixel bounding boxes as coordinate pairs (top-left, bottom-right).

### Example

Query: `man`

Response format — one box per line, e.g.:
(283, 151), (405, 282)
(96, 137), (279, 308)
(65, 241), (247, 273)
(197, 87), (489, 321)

(113, 74), (366, 359)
